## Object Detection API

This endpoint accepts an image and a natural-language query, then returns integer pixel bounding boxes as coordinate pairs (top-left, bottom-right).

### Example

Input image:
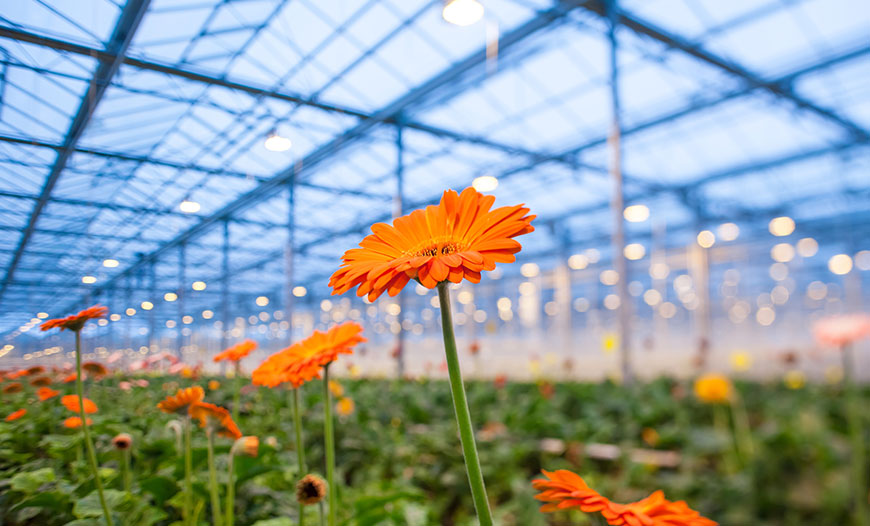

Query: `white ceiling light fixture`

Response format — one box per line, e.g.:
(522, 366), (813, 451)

(442, 0), (484, 26)
(264, 129), (292, 152)
(103, 258), (119, 268)
(179, 199), (201, 213)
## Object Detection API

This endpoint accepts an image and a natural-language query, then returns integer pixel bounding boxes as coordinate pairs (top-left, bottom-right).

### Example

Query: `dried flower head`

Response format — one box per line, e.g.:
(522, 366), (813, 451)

(112, 433), (133, 450)
(296, 474), (327, 505)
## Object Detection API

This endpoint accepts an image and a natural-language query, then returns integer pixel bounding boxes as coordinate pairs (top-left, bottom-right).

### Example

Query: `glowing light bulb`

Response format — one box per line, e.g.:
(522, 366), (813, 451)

(442, 0), (484, 26)
(623, 204), (649, 222)
(179, 200), (200, 213)
(82, 275), (97, 284)
(623, 243), (646, 260)
(192, 281), (206, 291)
(717, 223), (739, 242)
(256, 296), (269, 307)
(769, 216), (795, 237)
(164, 292), (178, 302)
(37, 312), (48, 319)
(828, 254), (853, 275)
(264, 131), (292, 152)
(292, 286), (307, 297)
(696, 230), (715, 248)
(141, 301), (154, 311)
(472, 175), (498, 192)
(103, 258), (119, 268)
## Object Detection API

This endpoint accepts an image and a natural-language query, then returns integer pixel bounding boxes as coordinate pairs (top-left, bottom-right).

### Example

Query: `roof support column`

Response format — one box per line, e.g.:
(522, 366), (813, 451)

(221, 219), (230, 364)
(394, 120), (406, 378)
(606, 0), (633, 384)
(284, 176), (296, 344)
(177, 243), (186, 359)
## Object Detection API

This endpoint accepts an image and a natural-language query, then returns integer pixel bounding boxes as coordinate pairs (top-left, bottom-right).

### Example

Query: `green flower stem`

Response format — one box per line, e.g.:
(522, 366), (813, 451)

(713, 404), (736, 474)
(121, 448), (131, 493)
(75, 330), (113, 526)
(323, 366), (337, 526)
(292, 387), (307, 526)
(730, 393), (755, 464)
(318, 502), (325, 526)
(844, 344), (868, 526)
(206, 430), (224, 526)
(184, 418), (193, 526)
(233, 362), (242, 423)
(226, 449), (236, 526)
(437, 282), (494, 526)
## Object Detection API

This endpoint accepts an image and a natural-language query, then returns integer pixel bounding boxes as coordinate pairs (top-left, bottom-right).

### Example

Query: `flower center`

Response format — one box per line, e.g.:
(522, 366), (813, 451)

(408, 237), (464, 258)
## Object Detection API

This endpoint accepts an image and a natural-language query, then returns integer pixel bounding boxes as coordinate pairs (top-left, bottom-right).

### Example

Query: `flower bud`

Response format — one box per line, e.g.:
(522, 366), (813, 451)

(296, 474), (327, 505)
(112, 433), (133, 450)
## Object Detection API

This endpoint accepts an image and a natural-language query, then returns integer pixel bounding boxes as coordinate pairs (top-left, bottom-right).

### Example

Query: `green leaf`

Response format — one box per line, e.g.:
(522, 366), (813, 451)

(73, 489), (126, 518)
(140, 475), (179, 506)
(10, 467), (55, 493)
(11, 490), (71, 513)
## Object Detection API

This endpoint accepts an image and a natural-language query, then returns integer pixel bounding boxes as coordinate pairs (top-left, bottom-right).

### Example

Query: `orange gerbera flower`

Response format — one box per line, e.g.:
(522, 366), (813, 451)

(329, 187), (535, 301)
(61, 395), (98, 414)
(63, 416), (93, 428)
(82, 362), (108, 377)
(5, 408), (26, 421)
(157, 386), (205, 415)
(2, 382), (23, 394)
(30, 376), (52, 387)
(213, 339), (257, 363)
(533, 470), (717, 526)
(62, 373), (78, 383)
(693, 374), (732, 404)
(37, 387), (60, 401)
(252, 322), (365, 388)
(189, 402), (242, 439)
(40, 305), (108, 332)
(7, 369), (28, 380)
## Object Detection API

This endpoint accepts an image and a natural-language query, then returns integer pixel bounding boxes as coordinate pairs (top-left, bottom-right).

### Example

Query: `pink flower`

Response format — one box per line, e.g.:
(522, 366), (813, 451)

(135, 379), (149, 388)
(128, 360), (147, 372)
(813, 314), (870, 348)
(107, 351), (123, 364)
(119, 381), (132, 391)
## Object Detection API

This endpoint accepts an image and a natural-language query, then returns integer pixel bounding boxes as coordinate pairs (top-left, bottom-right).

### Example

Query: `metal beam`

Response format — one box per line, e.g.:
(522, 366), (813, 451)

(582, 1), (870, 141)
(56, 0), (586, 313)
(0, 0), (152, 304)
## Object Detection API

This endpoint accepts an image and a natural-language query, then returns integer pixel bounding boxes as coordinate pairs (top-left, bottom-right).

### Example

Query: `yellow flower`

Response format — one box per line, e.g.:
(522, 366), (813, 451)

(348, 364), (361, 378)
(602, 334), (618, 354)
(336, 397), (355, 416)
(730, 351), (751, 372)
(784, 370), (805, 390)
(208, 380), (221, 391)
(693, 373), (732, 404)
(641, 427), (659, 447)
(328, 380), (344, 397)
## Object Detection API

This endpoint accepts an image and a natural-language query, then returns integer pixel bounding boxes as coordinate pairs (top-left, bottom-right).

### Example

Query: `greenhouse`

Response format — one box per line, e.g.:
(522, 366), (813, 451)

(0, 0), (868, 525)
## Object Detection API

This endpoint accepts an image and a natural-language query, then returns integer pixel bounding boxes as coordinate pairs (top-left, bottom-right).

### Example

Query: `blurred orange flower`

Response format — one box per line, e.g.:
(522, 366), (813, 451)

(64, 416), (93, 428)
(2, 382), (23, 394)
(40, 305), (108, 332)
(252, 322), (365, 388)
(157, 386), (205, 415)
(5, 408), (26, 421)
(213, 340), (257, 363)
(336, 397), (355, 416)
(7, 370), (27, 380)
(189, 401), (242, 439)
(693, 374), (732, 404)
(533, 469), (716, 525)
(208, 380), (221, 391)
(37, 387), (60, 401)
(62, 373), (77, 383)
(82, 362), (108, 377)
(25, 366), (45, 376)
(329, 187), (535, 301)
(232, 436), (259, 457)
(61, 395), (98, 414)
(29, 376), (52, 387)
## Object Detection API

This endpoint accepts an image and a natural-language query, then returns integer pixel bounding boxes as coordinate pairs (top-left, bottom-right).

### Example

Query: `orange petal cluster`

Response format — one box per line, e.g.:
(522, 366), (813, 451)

(5, 408), (26, 421)
(157, 386), (205, 415)
(64, 416), (93, 428)
(252, 322), (365, 388)
(693, 374), (732, 404)
(189, 401), (242, 439)
(329, 187), (535, 301)
(61, 395), (98, 414)
(533, 470), (717, 526)
(37, 387), (60, 401)
(213, 339), (258, 363)
(40, 305), (108, 332)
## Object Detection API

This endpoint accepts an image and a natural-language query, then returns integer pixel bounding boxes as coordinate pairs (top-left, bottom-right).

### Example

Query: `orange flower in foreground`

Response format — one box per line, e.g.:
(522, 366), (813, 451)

(252, 322), (365, 388)
(37, 387), (60, 401)
(533, 470), (717, 526)
(157, 386), (205, 415)
(5, 409), (26, 421)
(64, 416), (93, 428)
(2, 382), (23, 394)
(82, 362), (109, 376)
(189, 402), (242, 439)
(329, 187), (535, 301)
(61, 395), (98, 414)
(213, 339), (257, 363)
(693, 374), (732, 404)
(7, 370), (28, 380)
(40, 305), (108, 332)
